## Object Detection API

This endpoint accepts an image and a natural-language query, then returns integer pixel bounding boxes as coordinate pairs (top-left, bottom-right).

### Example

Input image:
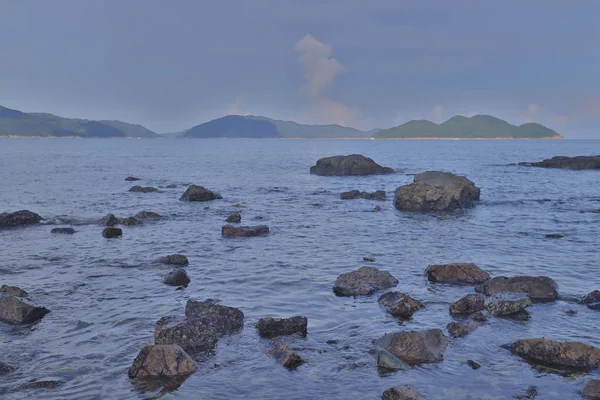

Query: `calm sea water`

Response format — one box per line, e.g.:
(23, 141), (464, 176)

(0, 138), (599, 400)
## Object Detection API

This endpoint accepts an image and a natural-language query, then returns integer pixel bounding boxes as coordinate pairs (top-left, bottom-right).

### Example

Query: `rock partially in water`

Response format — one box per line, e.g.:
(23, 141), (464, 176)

(128, 344), (197, 378)
(363, 257), (376, 262)
(380, 329), (448, 365)
(333, 266), (398, 297)
(51, 227), (76, 234)
(545, 233), (564, 239)
(310, 154), (395, 176)
(129, 185), (159, 193)
(0, 210), (43, 229)
(180, 185), (222, 202)
(120, 217), (142, 226)
(340, 190), (386, 200)
(583, 380), (600, 400)
(376, 348), (409, 371)
(166, 184), (177, 188)
(102, 227), (122, 238)
(154, 316), (218, 353)
(185, 300), (244, 336)
(519, 155), (600, 170)
(222, 224), (269, 237)
(486, 294), (531, 318)
(0, 284), (29, 297)
(394, 171), (480, 212)
(513, 385), (538, 399)
(447, 321), (478, 338)
(476, 276), (558, 303)
(0, 361), (15, 376)
(155, 254), (189, 265)
(163, 268), (190, 287)
(450, 294), (485, 315)
(125, 176), (142, 181)
(381, 385), (428, 400)
(0, 294), (50, 324)
(11, 380), (65, 392)
(135, 211), (162, 219)
(99, 213), (119, 226)
(378, 292), (424, 319)
(580, 290), (600, 311)
(256, 316), (308, 338)
(226, 213), (241, 223)
(267, 343), (304, 370)
(509, 338), (600, 370)
(471, 311), (488, 322)
(467, 359), (481, 370)
(373, 205), (382, 212)
(425, 263), (490, 284)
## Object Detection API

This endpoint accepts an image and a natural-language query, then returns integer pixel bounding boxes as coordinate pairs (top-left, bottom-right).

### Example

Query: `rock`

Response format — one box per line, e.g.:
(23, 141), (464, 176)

(450, 294), (485, 315)
(51, 227), (75, 234)
(467, 359), (481, 369)
(333, 266), (398, 296)
(486, 294), (531, 318)
(0, 210), (43, 229)
(340, 190), (386, 200)
(185, 300), (244, 336)
(519, 155), (600, 170)
(471, 311), (488, 322)
(381, 385), (428, 400)
(232, 203), (245, 208)
(267, 343), (304, 370)
(166, 184), (177, 188)
(120, 217), (142, 226)
(380, 329), (448, 365)
(0, 361), (15, 376)
(513, 386), (538, 399)
(163, 268), (190, 286)
(394, 171), (480, 212)
(129, 185), (158, 193)
(378, 292), (424, 319)
(256, 316), (308, 338)
(374, 205), (382, 211)
(0, 294), (50, 324)
(581, 290), (600, 310)
(125, 176), (141, 181)
(377, 348), (410, 371)
(475, 276), (558, 303)
(154, 316), (218, 353)
(0, 285), (29, 297)
(363, 257), (376, 262)
(102, 227), (122, 238)
(180, 185), (222, 201)
(226, 213), (241, 223)
(155, 254), (189, 265)
(545, 233), (564, 239)
(509, 338), (600, 370)
(11, 380), (65, 391)
(310, 154), (395, 176)
(98, 213), (119, 226)
(221, 224), (269, 237)
(135, 211), (162, 219)
(425, 263), (490, 284)
(447, 321), (478, 338)
(128, 344), (197, 378)
(583, 380), (600, 400)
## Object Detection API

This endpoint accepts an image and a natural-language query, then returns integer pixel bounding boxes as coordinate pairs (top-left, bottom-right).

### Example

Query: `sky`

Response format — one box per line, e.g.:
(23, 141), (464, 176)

(1, 0), (599, 137)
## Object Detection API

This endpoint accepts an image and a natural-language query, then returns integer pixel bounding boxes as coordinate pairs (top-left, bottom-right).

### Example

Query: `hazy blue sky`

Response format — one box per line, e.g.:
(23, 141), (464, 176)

(1, 0), (599, 137)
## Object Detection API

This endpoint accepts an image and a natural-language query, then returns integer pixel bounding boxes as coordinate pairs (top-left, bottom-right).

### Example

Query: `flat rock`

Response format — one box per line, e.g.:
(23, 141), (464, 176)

(180, 185), (222, 201)
(129, 185), (158, 193)
(583, 380), (600, 400)
(0, 210), (43, 229)
(51, 227), (76, 234)
(379, 329), (448, 365)
(486, 294), (531, 318)
(425, 263), (490, 284)
(98, 213), (119, 226)
(222, 224), (269, 237)
(447, 321), (478, 338)
(154, 316), (219, 353)
(545, 233), (564, 239)
(0, 361), (15, 376)
(0, 294), (50, 324)
(155, 254), (189, 265)
(102, 227), (122, 238)
(226, 213), (241, 223)
(256, 316), (308, 338)
(519, 155), (600, 170)
(185, 299), (244, 336)
(135, 211), (162, 219)
(581, 290), (600, 310)
(450, 294), (485, 315)
(340, 190), (386, 200)
(163, 268), (190, 286)
(333, 266), (398, 296)
(267, 343), (304, 370)
(125, 176), (141, 181)
(0, 285), (29, 297)
(382, 385), (428, 400)
(476, 276), (558, 302)
(310, 154), (395, 176)
(509, 338), (600, 370)
(378, 292), (424, 319)
(120, 217), (142, 226)
(128, 344), (197, 378)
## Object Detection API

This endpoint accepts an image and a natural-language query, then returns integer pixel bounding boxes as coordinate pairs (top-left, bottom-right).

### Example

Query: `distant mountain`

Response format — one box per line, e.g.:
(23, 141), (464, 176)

(374, 115), (562, 139)
(0, 105), (157, 138)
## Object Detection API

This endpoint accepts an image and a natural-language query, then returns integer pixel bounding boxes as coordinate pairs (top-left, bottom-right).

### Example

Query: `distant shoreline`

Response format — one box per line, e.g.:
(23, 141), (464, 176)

(1, 135), (566, 140)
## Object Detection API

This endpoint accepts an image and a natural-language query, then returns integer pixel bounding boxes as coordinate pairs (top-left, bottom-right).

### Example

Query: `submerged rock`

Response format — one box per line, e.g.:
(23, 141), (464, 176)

(447, 321), (478, 338)
(11, 380), (65, 391)
(545, 233), (564, 239)
(381, 385), (428, 400)
(267, 343), (304, 370)
(51, 227), (75, 234)
(425, 263), (490, 284)
(166, 184), (177, 188)
(222, 225), (269, 237)
(155, 254), (189, 265)
(125, 176), (142, 181)
(378, 292), (424, 319)
(256, 316), (308, 338)
(99, 213), (119, 226)
(129, 185), (158, 193)
(450, 294), (485, 315)
(0, 285), (29, 297)
(128, 344), (197, 378)
(226, 213), (241, 223)
(471, 311), (488, 322)
(513, 386), (538, 399)
(135, 211), (162, 219)
(333, 266), (398, 296)
(394, 171), (480, 212)
(0, 294), (50, 324)
(120, 217), (142, 226)
(583, 380), (600, 400)
(377, 348), (410, 371)
(163, 268), (190, 286)
(486, 294), (531, 318)
(476, 276), (558, 302)
(580, 290), (600, 310)
(154, 316), (218, 353)
(509, 338), (600, 370)
(0, 361), (15, 376)
(102, 227), (122, 238)
(519, 155), (600, 170)
(380, 329), (448, 365)
(363, 257), (376, 262)
(0, 210), (43, 229)
(467, 360), (481, 370)
(310, 154), (394, 176)
(340, 190), (386, 200)
(185, 300), (244, 336)
(180, 185), (222, 202)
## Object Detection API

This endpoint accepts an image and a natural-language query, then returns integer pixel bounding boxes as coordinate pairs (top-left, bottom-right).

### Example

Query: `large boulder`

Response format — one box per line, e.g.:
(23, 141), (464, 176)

(340, 190), (386, 201)
(135, 211), (162, 219)
(394, 171), (480, 211)
(580, 290), (600, 310)
(310, 154), (394, 176)
(155, 254), (189, 265)
(222, 225), (269, 237)
(379, 329), (448, 365)
(378, 292), (424, 319)
(102, 227), (122, 238)
(425, 263), (490, 284)
(0, 210), (43, 229)
(509, 339), (600, 370)
(486, 294), (531, 318)
(226, 213), (241, 223)
(267, 343), (304, 370)
(519, 155), (600, 170)
(0, 293), (50, 324)
(185, 300), (244, 336)
(583, 380), (600, 400)
(128, 344), (197, 378)
(163, 268), (190, 286)
(129, 185), (159, 193)
(476, 276), (558, 303)
(449, 294), (485, 315)
(382, 385), (428, 400)
(98, 213), (119, 226)
(180, 185), (222, 202)
(154, 316), (219, 353)
(256, 316), (308, 338)
(333, 266), (398, 296)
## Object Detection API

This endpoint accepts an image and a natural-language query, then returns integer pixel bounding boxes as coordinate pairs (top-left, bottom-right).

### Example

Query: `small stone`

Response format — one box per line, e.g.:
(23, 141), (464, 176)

(226, 213), (241, 223)
(450, 294), (485, 315)
(232, 203), (245, 208)
(155, 254), (189, 265)
(373, 205), (382, 212)
(163, 268), (191, 286)
(447, 321), (478, 338)
(222, 225), (269, 237)
(545, 233), (564, 239)
(166, 184), (177, 188)
(486, 294), (531, 318)
(382, 385), (428, 400)
(125, 176), (141, 181)
(379, 329), (448, 365)
(378, 291), (424, 319)
(267, 343), (304, 370)
(51, 227), (76, 234)
(11, 380), (65, 391)
(363, 257), (376, 262)
(0, 361), (15, 376)
(180, 185), (222, 202)
(334, 266), (398, 297)
(581, 290), (600, 311)
(256, 316), (308, 338)
(128, 344), (197, 378)
(425, 263), (490, 284)
(98, 213), (119, 226)
(135, 211), (162, 219)
(513, 385), (538, 399)
(471, 311), (488, 322)
(120, 217), (142, 226)
(102, 227), (122, 238)
(129, 185), (158, 193)
(467, 360), (481, 369)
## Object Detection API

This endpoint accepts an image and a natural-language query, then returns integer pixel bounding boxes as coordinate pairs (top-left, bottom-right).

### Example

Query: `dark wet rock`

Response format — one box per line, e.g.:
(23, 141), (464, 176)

(447, 321), (478, 338)
(380, 329), (448, 365)
(166, 184), (177, 188)
(425, 263), (490, 284)
(163, 268), (190, 287)
(310, 154), (395, 176)
(513, 386), (538, 399)
(382, 385), (428, 400)
(185, 300), (244, 336)
(363, 257), (376, 262)
(450, 294), (485, 315)
(486, 294), (531, 318)
(340, 190), (386, 200)
(545, 233), (564, 239)
(267, 343), (304, 370)
(0, 294), (50, 324)
(373, 205), (382, 212)
(565, 309), (578, 316)
(226, 213), (241, 223)
(232, 203), (245, 208)
(51, 227), (75, 234)
(519, 155), (600, 170)
(222, 224), (269, 237)
(471, 311), (488, 322)
(120, 217), (142, 226)
(129, 185), (159, 193)
(154, 316), (218, 353)
(467, 359), (481, 370)
(333, 266), (398, 297)
(180, 185), (222, 202)
(581, 290), (600, 310)
(11, 380), (65, 391)
(0, 361), (15, 375)
(394, 171), (480, 212)
(125, 176), (141, 181)
(0, 210), (43, 229)
(155, 254), (189, 265)
(583, 380), (600, 400)
(378, 292), (424, 319)
(509, 338), (600, 370)
(253, 215), (265, 220)
(326, 339), (339, 345)
(256, 316), (308, 338)
(476, 276), (558, 303)
(0, 285), (29, 297)
(98, 213), (119, 226)
(102, 227), (122, 238)
(135, 211), (162, 219)
(377, 348), (409, 371)
(128, 344), (197, 378)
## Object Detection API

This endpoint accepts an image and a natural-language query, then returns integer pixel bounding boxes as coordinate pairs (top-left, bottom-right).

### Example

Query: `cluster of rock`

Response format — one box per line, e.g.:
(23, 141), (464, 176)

(154, 254), (191, 287)
(222, 224), (269, 237)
